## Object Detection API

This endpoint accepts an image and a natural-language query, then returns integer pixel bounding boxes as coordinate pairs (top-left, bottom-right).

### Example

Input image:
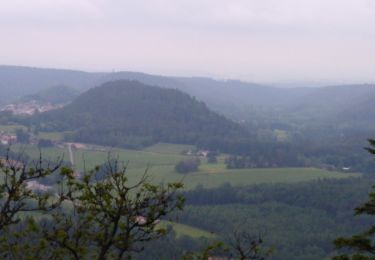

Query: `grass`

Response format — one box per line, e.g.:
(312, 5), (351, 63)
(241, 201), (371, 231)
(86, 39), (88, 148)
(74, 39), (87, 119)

(12, 143), (361, 190)
(0, 124), (27, 133)
(0, 123), (63, 141)
(86, 156), (360, 190)
(10, 144), (68, 162)
(274, 129), (289, 142)
(121, 165), (360, 190)
(160, 221), (215, 238)
(73, 147), (186, 172)
(38, 132), (64, 141)
(177, 167), (360, 189)
(144, 143), (195, 155)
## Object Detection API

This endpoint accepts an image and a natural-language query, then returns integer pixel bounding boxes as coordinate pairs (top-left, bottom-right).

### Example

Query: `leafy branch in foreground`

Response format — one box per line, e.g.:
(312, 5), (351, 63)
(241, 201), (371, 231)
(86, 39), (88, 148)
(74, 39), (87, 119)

(0, 149), (66, 231)
(183, 229), (270, 260)
(33, 159), (185, 259)
(333, 139), (375, 260)
(229, 229), (271, 260)
(0, 150), (268, 259)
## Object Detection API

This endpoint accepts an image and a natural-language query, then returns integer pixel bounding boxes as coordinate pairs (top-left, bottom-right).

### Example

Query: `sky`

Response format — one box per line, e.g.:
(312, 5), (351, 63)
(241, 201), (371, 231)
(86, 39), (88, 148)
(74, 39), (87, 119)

(1, 0), (375, 83)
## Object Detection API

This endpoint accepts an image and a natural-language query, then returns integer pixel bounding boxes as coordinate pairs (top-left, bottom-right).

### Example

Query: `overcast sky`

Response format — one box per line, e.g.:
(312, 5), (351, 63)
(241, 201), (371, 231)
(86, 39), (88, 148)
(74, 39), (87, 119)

(1, 0), (375, 83)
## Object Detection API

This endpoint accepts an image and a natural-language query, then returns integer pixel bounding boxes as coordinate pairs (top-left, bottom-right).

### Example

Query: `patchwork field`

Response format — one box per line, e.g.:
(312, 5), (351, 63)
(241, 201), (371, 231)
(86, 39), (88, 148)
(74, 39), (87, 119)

(73, 146), (186, 171)
(143, 142), (194, 155)
(10, 144), (69, 162)
(0, 124), (27, 133)
(38, 131), (64, 141)
(10, 142), (361, 190)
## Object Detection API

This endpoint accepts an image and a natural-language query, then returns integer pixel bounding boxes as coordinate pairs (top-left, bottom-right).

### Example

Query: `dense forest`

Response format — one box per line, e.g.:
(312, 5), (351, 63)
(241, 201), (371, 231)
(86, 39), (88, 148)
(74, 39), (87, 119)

(0, 138), (373, 259)
(20, 85), (79, 104)
(138, 177), (374, 259)
(32, 80), (251, 149)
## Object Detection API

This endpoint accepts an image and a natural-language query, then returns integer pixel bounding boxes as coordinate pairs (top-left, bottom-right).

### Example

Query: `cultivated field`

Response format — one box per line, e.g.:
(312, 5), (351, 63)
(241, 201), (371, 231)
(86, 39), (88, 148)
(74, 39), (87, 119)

(38, 131), (64, 141)
(0, 124), (27, 133)
(10, 142), (361, 190)
(10, 144), (68, 161)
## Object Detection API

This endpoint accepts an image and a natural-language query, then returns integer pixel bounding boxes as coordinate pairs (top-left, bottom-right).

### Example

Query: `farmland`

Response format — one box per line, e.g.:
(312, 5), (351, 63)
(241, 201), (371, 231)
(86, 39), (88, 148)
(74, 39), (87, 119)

(0, 124), (27, 133)
(10, 142), (361, 190)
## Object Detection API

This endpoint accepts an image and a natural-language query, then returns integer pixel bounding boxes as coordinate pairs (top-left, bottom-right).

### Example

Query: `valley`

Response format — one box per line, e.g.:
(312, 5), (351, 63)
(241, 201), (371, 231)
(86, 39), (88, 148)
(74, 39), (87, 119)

(0, 68), (374, 259)
(2, 2), (374, 258)
(10, 140), (360, 190)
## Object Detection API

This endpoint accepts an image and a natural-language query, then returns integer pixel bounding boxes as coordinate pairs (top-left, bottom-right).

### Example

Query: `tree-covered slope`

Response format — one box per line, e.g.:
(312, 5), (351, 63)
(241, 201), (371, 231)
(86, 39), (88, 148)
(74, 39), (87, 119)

(0, 66), (309, 120)
(288, 84), (375, 119)
(37, 80), (249, 149)
(0, 66), (104, 104)
(21, 85), (79, 104)
(285, 84), (375, 133)
(4, 66), (375, 142)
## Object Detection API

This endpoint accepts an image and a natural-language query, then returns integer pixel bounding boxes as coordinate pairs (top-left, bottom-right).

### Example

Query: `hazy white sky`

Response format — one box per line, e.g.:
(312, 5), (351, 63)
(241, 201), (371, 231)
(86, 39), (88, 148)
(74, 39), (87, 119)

(1, 0), (375, 82)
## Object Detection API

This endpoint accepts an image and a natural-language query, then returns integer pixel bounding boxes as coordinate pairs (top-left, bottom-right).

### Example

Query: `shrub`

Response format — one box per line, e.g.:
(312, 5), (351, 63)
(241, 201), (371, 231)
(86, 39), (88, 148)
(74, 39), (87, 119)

(175, 157), (200, 174)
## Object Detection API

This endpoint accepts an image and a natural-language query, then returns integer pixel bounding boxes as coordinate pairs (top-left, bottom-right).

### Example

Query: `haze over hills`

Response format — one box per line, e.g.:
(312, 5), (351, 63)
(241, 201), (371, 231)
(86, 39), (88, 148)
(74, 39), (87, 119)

(2, 65), (304, 113)
(35, 80), (249, 149)
(20, 85), (79, 104)
(0, 66), (104, 104)
(2, 65), (375, 131)
(3, 1), (375, 259)
(285, 84), (375, 127)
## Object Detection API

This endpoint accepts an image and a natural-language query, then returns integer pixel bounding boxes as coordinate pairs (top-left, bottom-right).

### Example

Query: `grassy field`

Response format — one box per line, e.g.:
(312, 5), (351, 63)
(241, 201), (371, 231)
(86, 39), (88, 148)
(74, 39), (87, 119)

(144, 143), (195, 155)
(38, 132), (64, 141)
(73, 147), (186, 171)
(0, 124), (64, 141)
(10, 144), (69, 162)
(160, 221), (215, 238)
(120, 165), (360, 189)
(70, 146), (360, 189)
(177, 167), (360, 189)
(10, 143), (361, 190)
(0, 124), (27, 133)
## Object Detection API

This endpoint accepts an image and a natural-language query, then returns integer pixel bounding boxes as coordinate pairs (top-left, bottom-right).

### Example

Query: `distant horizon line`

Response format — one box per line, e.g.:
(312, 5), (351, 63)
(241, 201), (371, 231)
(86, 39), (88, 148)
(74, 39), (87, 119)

(1, 63), (374, 88)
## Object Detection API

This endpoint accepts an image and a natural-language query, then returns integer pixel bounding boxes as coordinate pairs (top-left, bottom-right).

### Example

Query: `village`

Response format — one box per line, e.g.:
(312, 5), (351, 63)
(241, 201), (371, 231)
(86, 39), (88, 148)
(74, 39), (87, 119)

(0, 133), (16, 145)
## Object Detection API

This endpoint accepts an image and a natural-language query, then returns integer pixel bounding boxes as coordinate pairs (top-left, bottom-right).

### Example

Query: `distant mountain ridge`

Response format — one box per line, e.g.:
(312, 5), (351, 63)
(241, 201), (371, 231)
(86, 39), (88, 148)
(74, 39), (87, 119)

(0, 65), (312, 113)
(0, 66), (103, 104)
(286, 84), (375, 126)
(2, 65), (375, 129)
(20, 85), (79, 104)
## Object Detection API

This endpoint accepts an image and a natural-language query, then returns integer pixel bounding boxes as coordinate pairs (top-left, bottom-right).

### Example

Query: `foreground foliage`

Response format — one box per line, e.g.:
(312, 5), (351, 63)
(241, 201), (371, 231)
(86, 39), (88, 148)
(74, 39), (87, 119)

(0, 151), (65, 231)
(0, 154), (185, 259)
(0, 151), (269, 259)
(333, 139), (375, 259)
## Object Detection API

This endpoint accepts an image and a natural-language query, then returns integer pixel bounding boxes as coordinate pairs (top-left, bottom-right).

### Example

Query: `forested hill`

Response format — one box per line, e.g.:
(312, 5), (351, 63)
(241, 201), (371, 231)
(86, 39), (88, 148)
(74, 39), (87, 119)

(287, 84), (375, 125)
(36, 80), (250, 149)
(0, 66), (103, 104)
(21, 85), (79, 104)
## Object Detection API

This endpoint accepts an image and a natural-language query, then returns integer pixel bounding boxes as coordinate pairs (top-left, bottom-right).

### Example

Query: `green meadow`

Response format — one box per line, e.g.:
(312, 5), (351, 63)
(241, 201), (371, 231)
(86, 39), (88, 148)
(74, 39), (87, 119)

(10, 142), (360, 190)
(73, 146), (186, 172)
(0, 124), (27, 133)
(10, 144), (68, 161)
(37, 131), (64, 141)
(161, 221), (215, 239)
